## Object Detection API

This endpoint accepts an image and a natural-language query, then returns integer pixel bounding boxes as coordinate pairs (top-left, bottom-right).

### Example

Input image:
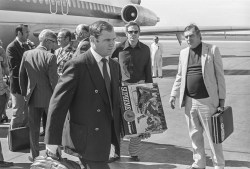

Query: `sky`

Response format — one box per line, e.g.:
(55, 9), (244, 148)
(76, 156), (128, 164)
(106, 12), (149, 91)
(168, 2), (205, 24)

(140, 0), (250, 27)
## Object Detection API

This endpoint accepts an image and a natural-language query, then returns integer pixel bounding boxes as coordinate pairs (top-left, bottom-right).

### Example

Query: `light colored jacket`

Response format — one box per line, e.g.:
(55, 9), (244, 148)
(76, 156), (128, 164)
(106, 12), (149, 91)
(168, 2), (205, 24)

(170, 42), (226, 108)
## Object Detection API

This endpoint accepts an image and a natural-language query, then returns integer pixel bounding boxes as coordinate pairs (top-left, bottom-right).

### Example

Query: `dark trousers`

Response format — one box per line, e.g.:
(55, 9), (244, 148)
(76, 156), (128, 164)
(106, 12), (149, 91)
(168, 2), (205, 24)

(78, 120), (118, 169)
(28, 106), (48, 159)
(42, 112), (47, 131)
(0, 94), (7, 121)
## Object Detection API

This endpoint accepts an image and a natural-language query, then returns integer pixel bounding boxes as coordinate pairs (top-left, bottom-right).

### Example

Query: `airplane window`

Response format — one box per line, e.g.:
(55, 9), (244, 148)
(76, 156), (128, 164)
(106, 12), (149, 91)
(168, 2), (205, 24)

(89, 2), (93, 10)
(100, 4), (104, 11)
(77, 0), (81, 8)
(50, 0), (56, 6)
(107, 5), (111, 13)
(80, 1), (85, 9)
(33, 0), (38, 3)
(66, 0), (71, 7)
(85, 2), (89, 10)
(44, 0), (49, 5)
(103, 5), (106, 11)
(96, 4), (100, 11)
(61, 0), (65, 6)
(93, 3), (97, 10)
(71, 0), (76, 8)
(39, 0), (44, 4)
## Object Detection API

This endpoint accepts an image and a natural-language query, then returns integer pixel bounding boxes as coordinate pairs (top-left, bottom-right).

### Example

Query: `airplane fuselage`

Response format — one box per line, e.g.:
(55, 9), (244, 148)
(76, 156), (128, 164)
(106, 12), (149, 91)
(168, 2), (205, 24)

(0, 0), (141, 48)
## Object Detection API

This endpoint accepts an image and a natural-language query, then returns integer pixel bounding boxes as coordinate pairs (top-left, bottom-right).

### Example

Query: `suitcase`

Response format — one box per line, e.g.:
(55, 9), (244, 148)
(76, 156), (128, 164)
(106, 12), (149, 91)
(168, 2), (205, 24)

(30, 155), (81, 169)
(211, 106), (234, 144)
(8, 126), (30, 151)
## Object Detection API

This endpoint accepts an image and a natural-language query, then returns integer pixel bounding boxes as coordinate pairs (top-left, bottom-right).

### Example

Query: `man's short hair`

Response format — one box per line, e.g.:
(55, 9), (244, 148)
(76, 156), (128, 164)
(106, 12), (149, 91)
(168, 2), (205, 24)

(125, 21), (140, 32)
(184, 24), (201, 36)
(76, 24), (89, 34)
(89, 21), (114, 39)
(15, 24), (28, 36)
(38, 29), (57, 42)
(59, 28), (72, 41)
(153, 36), (159, 40)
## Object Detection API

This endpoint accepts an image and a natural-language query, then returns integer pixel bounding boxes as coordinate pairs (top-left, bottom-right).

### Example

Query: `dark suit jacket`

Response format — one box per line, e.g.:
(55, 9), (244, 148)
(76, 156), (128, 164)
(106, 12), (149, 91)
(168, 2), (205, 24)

(45, 50), (122, 162)
(19, 46), (58, 107)
(6, 39), (31, 94)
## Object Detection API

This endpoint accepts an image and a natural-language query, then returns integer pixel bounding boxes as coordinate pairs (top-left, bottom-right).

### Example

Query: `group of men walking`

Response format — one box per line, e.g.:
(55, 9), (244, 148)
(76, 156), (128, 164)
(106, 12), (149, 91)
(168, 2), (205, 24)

(0, 20), (226, 169)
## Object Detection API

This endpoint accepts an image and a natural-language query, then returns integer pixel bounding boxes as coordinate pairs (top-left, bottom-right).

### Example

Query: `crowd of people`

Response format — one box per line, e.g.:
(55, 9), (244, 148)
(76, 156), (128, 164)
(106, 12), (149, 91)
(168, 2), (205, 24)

(0, 21), (226, 169)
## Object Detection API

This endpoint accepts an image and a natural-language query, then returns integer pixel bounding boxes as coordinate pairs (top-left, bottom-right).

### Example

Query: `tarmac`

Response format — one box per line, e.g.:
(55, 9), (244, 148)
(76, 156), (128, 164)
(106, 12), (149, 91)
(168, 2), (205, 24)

(1, 39), (250, 169)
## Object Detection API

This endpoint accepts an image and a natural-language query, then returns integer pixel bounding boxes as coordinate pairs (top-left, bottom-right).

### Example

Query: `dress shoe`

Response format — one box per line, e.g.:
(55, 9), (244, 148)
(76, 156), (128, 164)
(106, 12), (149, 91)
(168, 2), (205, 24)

(107, 156), (120, 163)
(40, 131), (45, 136)
(129, 156), (140, 161)
(0, 115), (8, 123)
(159, 76), (163, 78)
(187, 166), (205, 169)
(28, 156), (34, 162)
(0, 161), (14, 167)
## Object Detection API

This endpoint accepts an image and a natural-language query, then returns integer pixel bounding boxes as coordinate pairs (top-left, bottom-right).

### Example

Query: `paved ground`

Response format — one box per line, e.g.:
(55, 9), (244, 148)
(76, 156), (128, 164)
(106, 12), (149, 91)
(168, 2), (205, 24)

(1, 40), (250, 169)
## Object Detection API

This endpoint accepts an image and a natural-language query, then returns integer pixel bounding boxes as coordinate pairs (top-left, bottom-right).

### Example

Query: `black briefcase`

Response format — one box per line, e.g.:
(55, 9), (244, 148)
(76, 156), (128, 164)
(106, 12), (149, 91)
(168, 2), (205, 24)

(211, 106), (234, 144)
(8, 126), (30, 152)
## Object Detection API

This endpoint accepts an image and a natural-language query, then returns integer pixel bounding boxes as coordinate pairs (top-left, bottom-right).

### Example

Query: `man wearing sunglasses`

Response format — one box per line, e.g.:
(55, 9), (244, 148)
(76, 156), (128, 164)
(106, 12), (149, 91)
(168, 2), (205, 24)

(19, 29), (58, 161)
(112, 21), (152, 162)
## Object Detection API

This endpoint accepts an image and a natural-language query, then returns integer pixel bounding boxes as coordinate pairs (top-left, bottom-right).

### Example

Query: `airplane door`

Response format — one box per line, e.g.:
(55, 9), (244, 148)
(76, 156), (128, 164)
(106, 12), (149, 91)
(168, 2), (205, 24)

(60, 0), (69, 15)
(49, 0), (59, 14)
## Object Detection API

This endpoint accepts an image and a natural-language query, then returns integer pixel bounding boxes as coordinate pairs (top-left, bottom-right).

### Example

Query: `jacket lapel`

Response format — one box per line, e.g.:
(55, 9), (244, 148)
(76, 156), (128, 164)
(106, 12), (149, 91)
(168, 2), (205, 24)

(14, 40), (25, 56)
(182, 47), (189, 76)
(201, 42), (209, 75)
(85, 51), (110, 106)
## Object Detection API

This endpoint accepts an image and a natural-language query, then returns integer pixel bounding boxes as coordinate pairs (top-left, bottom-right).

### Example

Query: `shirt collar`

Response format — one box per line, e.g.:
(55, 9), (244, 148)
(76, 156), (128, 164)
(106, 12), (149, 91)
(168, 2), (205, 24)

(62, 44), (70, 51)
(37, 45), (48, 51)
(123, 40), (141, 50)
(16, 37), (23, 47)
(190, 42), (202, 53)
(90, 47), (109, 63)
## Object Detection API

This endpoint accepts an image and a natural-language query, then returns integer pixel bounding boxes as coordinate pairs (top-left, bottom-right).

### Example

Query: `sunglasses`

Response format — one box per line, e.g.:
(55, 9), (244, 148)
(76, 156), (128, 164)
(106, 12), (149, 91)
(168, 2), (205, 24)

(127, 31), (139, 34)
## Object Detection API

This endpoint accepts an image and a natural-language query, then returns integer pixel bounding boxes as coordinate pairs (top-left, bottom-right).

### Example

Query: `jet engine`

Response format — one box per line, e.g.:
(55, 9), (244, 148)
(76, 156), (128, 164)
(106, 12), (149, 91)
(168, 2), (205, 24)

(121, 4), (159, 26)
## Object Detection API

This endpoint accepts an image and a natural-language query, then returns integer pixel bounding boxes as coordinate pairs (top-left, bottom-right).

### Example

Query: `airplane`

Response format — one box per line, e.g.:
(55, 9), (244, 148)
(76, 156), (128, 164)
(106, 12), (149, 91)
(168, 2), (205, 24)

(0, 0), (250, 49)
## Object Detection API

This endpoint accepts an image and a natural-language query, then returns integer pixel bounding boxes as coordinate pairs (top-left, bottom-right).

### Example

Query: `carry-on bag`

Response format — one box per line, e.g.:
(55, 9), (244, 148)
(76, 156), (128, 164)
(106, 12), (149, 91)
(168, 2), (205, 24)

(211, 106), (234, 144)
(8, 126), (30, 151)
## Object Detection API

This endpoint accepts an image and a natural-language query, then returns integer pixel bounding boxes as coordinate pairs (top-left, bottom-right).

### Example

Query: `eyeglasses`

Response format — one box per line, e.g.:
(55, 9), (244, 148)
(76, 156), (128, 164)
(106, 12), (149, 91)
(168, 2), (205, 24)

(127, 31), (139, 34)
(47, 39), (57, 43)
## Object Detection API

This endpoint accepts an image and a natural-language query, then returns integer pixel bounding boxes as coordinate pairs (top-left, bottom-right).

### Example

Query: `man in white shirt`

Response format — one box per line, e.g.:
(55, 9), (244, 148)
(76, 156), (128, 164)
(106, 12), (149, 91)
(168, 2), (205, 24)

(150, 36), (163, 78)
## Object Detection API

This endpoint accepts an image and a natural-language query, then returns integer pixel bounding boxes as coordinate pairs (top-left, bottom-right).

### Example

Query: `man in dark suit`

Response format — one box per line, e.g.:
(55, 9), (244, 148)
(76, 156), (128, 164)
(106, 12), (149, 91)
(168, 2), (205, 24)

(45, 21), (121, 169)
(19, 29), (58, 160)
(6, 24), (32, 129)
(72, 24), (90, 57)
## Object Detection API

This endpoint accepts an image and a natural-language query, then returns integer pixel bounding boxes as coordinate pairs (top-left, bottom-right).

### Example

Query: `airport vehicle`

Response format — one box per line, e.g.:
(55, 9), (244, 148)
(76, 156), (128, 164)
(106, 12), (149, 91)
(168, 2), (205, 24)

(0, 0), (250, 48)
